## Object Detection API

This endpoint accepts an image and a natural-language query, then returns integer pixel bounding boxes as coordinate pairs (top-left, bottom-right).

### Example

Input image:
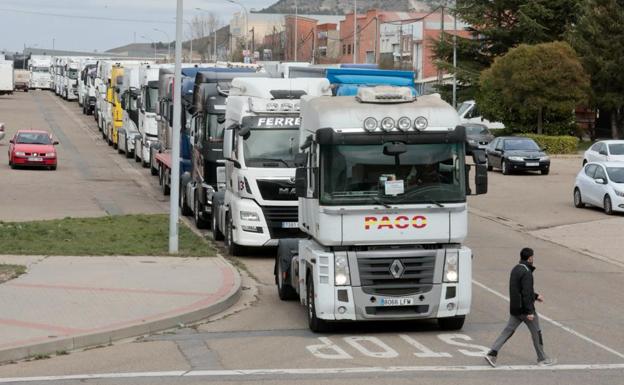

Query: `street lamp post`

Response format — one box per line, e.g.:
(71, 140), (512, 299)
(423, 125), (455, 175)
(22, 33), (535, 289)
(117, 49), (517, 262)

(153, 28), (172, 61)
(169, 0), (184, 253)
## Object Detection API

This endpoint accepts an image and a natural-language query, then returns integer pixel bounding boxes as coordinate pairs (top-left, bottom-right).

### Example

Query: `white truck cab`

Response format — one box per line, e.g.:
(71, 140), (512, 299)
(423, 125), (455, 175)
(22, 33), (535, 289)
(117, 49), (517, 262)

(216, 77), (332, 256)
(457, 100), (505, 130)
(275, 86), (488, 332)
(63, 58), (80, 100)
(135, 64), (166, 167)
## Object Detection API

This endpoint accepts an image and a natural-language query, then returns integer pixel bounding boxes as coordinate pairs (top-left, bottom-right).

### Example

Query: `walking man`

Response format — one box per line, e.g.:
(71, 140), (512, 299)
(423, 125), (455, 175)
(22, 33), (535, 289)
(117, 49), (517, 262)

(485, 248), (556, 367)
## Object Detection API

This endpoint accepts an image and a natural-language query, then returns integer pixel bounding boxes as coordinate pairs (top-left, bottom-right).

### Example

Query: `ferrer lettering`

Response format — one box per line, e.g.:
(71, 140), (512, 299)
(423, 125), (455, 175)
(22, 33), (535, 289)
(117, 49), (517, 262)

(364, 215), (428, 230)
(256, 117), (301, 128)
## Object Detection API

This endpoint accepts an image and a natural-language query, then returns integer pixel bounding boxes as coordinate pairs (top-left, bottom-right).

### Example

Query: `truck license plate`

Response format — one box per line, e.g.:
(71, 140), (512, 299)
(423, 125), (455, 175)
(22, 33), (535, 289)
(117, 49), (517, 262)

(28, 157), (43, 162)
(380, 297), (414, 306)
(282, 222), (298, 228)
(526, 162), (539, 167)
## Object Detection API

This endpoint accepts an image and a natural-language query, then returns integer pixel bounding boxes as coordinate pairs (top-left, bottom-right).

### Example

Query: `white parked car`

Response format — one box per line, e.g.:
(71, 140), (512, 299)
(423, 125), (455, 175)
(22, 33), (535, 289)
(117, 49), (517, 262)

(574, 162), (624, 215)
(583, 140), (624, 164)
(0, 123), (5, 141)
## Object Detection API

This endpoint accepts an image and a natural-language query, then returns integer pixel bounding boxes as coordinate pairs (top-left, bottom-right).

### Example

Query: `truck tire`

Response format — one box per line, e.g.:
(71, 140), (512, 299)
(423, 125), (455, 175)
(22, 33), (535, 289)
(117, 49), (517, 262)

(437, 316), (465, 331)
(180, 190), (192, 216)
(212, 211), (224, 241)
(193, 194), (209, 228)
(150, 153), (158, 175)
(307, 276), (330, 332)
(160, 167), (170, 196)
(277, 258), (298, 301)
(225, 214), (244, 256)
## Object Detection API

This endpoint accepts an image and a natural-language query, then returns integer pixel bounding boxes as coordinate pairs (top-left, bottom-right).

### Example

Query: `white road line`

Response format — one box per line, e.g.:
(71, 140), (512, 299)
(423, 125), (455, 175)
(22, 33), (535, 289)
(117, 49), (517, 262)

(1, 364), (624, 383)
(472, 279), (624, 360)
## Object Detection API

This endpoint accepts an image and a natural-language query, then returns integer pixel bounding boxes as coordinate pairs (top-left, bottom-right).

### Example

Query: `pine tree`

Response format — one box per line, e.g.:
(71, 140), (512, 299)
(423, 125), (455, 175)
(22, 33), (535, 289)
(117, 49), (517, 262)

(569, 0), (624, 139)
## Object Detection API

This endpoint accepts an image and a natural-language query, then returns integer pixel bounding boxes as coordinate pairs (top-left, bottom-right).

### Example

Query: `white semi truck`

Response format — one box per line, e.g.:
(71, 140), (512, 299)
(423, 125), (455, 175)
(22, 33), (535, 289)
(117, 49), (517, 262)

(274, 86), (488, 332)
(134, 64), (168, 168)
(117, 63), (143, 157)
(62, 58), (80, 100)
(214, 78), (332, 256)
(0, 60), (15, 95)
(29, 55), (53, 90)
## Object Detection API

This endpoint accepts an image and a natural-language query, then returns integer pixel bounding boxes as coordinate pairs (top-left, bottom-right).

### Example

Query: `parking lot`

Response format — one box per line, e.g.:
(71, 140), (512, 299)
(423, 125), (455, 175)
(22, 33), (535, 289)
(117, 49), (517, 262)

(0, 91), (622, 384)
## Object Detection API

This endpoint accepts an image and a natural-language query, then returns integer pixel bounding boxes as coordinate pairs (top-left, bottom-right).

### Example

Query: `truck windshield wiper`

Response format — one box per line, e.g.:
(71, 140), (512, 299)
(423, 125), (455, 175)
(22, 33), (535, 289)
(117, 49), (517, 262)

(372, 196), (392, 208)
(252, 158), (290, 167)
(390, 188), (446, 207)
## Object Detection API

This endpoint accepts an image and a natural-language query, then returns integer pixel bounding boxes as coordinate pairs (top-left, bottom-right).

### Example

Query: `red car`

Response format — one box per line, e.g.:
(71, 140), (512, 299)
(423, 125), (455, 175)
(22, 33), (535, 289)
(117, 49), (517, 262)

(8, 130), (59, 170)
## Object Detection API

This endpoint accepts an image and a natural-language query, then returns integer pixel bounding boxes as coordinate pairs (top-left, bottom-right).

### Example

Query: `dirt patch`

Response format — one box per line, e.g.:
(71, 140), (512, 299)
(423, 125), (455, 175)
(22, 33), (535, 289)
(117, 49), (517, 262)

(0, 264), (26, 284)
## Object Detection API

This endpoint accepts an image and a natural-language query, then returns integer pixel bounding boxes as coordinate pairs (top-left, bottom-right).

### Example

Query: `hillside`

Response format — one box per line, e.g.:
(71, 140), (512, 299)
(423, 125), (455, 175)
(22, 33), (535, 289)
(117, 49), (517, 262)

(258, 0), (435, 15)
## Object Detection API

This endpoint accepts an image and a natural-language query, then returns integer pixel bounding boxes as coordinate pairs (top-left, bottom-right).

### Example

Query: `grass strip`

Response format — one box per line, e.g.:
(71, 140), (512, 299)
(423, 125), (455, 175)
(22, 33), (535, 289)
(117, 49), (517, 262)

(0, 264), (27, 284)
(0, 214), (216, 257)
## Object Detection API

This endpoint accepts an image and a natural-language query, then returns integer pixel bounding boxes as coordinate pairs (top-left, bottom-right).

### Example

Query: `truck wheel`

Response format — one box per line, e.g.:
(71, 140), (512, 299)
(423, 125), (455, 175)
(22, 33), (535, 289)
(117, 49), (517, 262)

(307, 276), (330, 332)
(437, 316), (465, 331)
(212, 212), (224, 241)
(180, 190), (192, 216)
(134, 141), (141, 163)
(225, 214), (243, 256)
(150, 156), (158, 175)
(193, 194), (209, 228)
(160, 168), (170, 196)
(277, 260), (298, 301)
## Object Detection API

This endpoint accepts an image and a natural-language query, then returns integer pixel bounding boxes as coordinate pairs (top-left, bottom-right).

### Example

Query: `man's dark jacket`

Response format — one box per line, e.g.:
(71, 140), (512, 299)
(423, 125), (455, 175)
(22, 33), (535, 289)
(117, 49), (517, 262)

(509, 260), (539, 316)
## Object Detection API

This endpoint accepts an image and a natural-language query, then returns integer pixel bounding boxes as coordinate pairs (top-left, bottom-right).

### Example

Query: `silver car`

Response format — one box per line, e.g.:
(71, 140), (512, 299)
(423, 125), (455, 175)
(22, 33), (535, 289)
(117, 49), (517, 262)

(574, 162), (624, 215)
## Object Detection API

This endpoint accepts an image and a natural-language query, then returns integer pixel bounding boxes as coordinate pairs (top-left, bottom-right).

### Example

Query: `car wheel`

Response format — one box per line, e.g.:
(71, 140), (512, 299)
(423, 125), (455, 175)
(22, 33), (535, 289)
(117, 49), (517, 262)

(541, 168), (550, 175)
(277, 259), (298, 301)
(212, 211), (224, 241)
(438, 316), (466, 331)
(307, 275), (330, 332)
(193, 194), (209, 229)
(50, 165), (57, 171)
(604, 195), (613, 215)
(574, 188), (585, 208)
(486, 157), (493, 171)
(501, 160), (510, 175)
(225, 214), (243, 256)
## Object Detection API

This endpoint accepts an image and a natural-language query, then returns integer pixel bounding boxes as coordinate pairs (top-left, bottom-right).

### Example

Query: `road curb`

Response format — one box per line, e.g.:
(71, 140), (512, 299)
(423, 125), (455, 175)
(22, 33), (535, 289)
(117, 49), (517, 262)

(0, 257), (241, 364)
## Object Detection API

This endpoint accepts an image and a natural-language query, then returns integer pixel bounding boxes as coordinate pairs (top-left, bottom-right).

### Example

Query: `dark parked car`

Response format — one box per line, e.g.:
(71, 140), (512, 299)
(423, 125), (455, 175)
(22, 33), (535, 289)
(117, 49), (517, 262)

(486, 137), (550, 175)
(465, 123), (495, 154)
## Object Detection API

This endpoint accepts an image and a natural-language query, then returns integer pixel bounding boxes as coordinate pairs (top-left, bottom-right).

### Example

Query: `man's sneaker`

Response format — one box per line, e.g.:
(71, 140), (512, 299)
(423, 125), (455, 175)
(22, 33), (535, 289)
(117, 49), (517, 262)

(485, 354), (497, 367)
(538, 357), (557, 366)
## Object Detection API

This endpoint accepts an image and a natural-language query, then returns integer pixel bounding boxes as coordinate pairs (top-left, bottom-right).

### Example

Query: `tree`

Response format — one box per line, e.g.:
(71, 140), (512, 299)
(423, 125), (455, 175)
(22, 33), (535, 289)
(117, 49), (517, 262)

(190, 13), (222, 60)
(569, 0), (624, 139)
(432, 0), (583, 102)
(478, 42), (589, 135)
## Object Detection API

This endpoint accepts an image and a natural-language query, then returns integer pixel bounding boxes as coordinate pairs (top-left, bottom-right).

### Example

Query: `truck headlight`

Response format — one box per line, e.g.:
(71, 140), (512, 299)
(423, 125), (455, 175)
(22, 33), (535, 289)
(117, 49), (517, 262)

(240, 211), (260, 222)
(334, 254), (351, 286)
(443, 253), (458, 283)
(508, 156), (524, 162)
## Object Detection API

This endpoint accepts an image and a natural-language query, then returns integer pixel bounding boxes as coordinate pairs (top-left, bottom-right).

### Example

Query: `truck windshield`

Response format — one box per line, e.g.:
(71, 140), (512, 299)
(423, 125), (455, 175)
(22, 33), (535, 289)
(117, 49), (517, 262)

(145, 87), (158, 113)
(68, 69), (79, 79)
(243, 128), (299, 168)
(321, 143), (466, 206)
(457, 102), (472, 117)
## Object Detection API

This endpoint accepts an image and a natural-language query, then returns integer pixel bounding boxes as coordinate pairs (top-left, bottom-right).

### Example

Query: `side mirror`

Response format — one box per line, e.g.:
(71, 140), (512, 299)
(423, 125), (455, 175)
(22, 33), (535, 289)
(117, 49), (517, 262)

(223, 126), (234, 160)
(474, 164), (488, 194)
(294, 153), (307, 167)
(238, 126), (251, 140)
(471, 149), (487, 165)
(217, 115), (226, 124)
(53, 141), (59, 145)
(599, 150), (608, 156)
(295, 167), (307, 198)
(9, 139), (14, 144)
(595, 178), (607, 185)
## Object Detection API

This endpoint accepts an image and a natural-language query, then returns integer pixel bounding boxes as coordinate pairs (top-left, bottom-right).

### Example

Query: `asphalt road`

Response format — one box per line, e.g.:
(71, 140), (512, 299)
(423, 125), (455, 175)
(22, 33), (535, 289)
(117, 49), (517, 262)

(0, 92), (622, 384)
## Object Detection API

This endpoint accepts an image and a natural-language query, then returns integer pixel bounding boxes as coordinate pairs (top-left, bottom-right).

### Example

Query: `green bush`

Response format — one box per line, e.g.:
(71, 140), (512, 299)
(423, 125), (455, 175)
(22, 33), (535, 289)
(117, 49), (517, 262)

(523, 134), (579, 154)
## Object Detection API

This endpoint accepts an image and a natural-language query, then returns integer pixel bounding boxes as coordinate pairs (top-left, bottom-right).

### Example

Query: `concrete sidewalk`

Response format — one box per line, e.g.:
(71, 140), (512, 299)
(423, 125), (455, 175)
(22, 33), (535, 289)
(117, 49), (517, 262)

(0, 255), (240, 363)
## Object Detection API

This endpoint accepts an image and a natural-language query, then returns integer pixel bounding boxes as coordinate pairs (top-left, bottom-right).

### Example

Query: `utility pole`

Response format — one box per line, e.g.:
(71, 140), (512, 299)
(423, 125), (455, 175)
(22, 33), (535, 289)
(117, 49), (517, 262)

(169, 0), (184, 254)
(353, 0), (357, 64)
(438, 6), (445, 83)
(294, 0), (298, 62)
(251, 27), (255, 58)
(452, 9), (457, 109)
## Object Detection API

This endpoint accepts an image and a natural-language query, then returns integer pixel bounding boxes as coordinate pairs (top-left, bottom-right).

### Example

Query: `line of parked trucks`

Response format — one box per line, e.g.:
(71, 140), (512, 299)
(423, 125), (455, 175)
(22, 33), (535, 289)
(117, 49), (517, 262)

(44, 57), (488, 332)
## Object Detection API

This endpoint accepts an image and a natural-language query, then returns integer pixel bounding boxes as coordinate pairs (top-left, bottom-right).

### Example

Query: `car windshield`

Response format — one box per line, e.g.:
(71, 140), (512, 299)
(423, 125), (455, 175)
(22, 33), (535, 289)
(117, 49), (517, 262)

(504, 139), (539, 151)
(607, 167), (624, 183)
(68, 69), (79, 79)
(243, 128), (299, 168)
(16, 132), (52, 145)
(321, 143), (466, 206)
(145, 87), (158, 113)
(608, 143), (624, 155)
(457, 102), (472, 117)
(466, 125), (489, 135)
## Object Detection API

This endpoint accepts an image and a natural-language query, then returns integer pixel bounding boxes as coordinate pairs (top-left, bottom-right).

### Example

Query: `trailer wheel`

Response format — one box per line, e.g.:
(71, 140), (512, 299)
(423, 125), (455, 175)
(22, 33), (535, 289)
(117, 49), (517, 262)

(307, 276), (330, 332)
(277, 258), (298, 301)
(150, 154), (158, 176)
(437, 316), (465, 331)
(160, 167), (170, 196)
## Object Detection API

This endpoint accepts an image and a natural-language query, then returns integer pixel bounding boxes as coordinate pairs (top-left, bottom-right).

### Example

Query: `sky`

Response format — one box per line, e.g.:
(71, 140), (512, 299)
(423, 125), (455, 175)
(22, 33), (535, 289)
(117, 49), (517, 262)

(0, 0), (275, 53)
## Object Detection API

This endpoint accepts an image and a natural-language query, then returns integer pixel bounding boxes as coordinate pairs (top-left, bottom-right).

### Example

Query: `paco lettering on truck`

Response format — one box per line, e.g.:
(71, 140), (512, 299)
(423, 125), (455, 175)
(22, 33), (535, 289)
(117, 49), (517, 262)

(364, 215), (428, 230)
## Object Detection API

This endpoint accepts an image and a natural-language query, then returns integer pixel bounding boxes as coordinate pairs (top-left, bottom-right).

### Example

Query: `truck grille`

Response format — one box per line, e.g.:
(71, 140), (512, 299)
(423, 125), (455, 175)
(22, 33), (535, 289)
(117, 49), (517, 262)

(257, 179), (298, 201)
(260, 206), (301, 239)
(358, 255), (435, 296)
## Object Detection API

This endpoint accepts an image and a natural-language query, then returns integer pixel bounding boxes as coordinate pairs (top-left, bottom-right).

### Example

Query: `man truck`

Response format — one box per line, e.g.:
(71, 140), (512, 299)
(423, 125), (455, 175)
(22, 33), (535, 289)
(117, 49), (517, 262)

(213, 77), (332, 256)
(274, 86), (488, 332)
(28, 55), (53, 90)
